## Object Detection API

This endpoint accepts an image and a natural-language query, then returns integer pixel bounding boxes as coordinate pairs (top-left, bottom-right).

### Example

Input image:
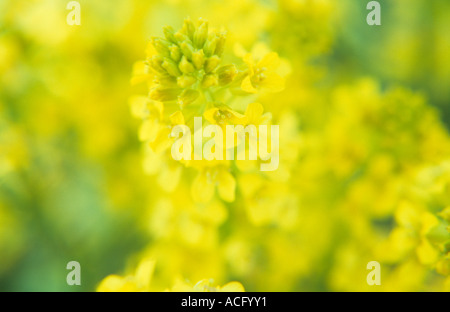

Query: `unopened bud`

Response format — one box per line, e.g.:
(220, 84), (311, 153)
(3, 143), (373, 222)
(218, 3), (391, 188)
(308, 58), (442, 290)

(192, 50), (205, 70)
(149, 87), (181, 102)
(202, 74), (218, 88)
(149, 55), (166, 74)
(177, 75), (197, 88)
(151, 38), (171, 57)
(205, 55), (221, 73)
(178, 89), (200, 108)
(179, 56), (195, 74)
(203, 33), (217, 57)
(170, 45), (182, 62)
(214, 32), (227, 56)
(194, 21), (208, 48)
(162, 57), (182, 77)
(180, 41), (194, 61)
(181, 17), (196, 40)
(163, 26), (177, 43)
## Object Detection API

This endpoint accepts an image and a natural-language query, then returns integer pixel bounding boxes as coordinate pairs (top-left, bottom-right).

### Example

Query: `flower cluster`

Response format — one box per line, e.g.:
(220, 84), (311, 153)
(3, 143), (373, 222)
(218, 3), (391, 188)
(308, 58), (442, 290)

(130, 17), (286, 204)
(2, 0), (450, 293)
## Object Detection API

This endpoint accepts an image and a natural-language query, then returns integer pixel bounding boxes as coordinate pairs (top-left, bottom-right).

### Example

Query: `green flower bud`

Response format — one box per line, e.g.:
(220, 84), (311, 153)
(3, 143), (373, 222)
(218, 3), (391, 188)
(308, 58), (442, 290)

(178, 89), (200, 108)
(177, 75), (197, 88)
(149, 55), (167, 74)
(194, 20), (208, 48)
(174, 31), (189, 43)
(203, 33), (217, 57)
(170, 45), (182, 62)
(214, 32), (227, 56)
(156, 74), (177, 87)
(180, 41), (194, 61)
(192, 50), (205, 70)
(151, 38), (171, 57)
(163, 26), (177, 43)
(149, 87), (181, 102)
(179, 56), (195, 74)
(205, 55), (221, 73)
(162, 57), (182, 77)
(202, 74), (218, 88)
(181, 17), (196, 40)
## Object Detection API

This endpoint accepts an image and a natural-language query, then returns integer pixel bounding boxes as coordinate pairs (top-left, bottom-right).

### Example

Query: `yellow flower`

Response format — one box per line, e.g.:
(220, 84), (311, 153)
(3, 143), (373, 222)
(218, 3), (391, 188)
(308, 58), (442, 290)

(170, 279), (245, 292)
(241, 52), (285, 93)
(243, 102), (272, 126)
(191, 164), (236, 203)
(203, 105), (246, 127)
(97, 258), (155, 292)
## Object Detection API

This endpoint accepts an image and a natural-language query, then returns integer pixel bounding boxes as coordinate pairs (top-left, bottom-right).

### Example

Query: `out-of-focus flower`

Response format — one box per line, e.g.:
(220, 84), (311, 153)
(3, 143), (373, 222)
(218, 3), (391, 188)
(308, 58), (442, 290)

(170, 279), (245, 292)
(241, 52), (285, 93)
(97, 258), (156, 292)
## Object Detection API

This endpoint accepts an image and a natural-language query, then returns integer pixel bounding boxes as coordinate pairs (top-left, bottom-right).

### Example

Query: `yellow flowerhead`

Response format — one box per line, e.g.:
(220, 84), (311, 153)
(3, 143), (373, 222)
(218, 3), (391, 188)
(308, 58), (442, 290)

(241, 52), (285, 93)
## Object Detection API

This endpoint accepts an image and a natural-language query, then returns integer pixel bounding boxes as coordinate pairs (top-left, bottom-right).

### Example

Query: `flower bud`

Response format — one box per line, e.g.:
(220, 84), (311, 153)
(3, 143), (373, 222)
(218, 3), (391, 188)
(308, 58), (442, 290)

(149, 87), (181, 102)
(174, 31), (189, 43)
(194, 20), (208, 48)
(214, 32), (227, 56)
(179, 41), (194, 61)
(203, 33), (217, 57)
(181, 17), (196, 40)
(169, 45), (181, 62)
(149, 55), (166, 74)
(205, 55), (221, 73)
(178, 89), (200, 108)
(179, 56), (195, 74)
(162, 58), (182, 77)
(151, 38), (171, 57)
(192, 50), (205, 70)
(202, 74), (218, 88)
(163, 26), (177, 43)
(177, 75), (196, 88)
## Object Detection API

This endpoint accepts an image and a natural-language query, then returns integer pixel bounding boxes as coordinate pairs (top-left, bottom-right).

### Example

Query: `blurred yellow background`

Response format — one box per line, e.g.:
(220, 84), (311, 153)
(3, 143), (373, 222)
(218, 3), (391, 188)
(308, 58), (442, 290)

(0, 0), (449, 291)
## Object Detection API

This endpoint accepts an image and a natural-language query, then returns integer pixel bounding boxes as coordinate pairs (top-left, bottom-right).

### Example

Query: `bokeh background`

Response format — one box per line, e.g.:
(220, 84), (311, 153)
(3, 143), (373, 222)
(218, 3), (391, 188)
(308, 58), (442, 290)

(1, 0), (449, 291)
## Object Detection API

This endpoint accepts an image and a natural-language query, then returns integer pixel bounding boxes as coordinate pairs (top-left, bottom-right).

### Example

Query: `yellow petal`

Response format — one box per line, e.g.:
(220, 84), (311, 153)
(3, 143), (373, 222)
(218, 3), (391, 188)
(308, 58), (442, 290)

(226, 109), (247, 125)
(257, 52), (280, 71)
(130, 74), (152, 86)
(129, 96), (149, 119)
(416, 240), (439, 265)
(135, 258), (155, 290)
(139, 119), (159, 142)
(243, 53), (254, 75)
(191, 171), (215, 203)
(97, 275), (131, 292)
(170, 111), (185, 125)
(260, 112), (272, 124)
(241, 75), (258, 93)
(251, 42), (271, 60)
(149, 127), (172, 153)
(238, 173), (263, 198)
(170, 279), (195, 292)
(233, 42), (248, 58)
(219, 281), (245, 292)
(158, 164), (182, 192)
(204, 108), (220, 124)
(245, 103), (264, 124)
(260, 73), (285, 92)
(217, 169), (236, 202)
(143, 147), (162, 175)
(130, 61), (152, 85)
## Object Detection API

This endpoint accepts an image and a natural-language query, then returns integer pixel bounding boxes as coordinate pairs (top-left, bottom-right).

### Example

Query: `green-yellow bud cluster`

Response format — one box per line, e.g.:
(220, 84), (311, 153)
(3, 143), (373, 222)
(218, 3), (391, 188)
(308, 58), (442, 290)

(146, 18), (237, 108)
